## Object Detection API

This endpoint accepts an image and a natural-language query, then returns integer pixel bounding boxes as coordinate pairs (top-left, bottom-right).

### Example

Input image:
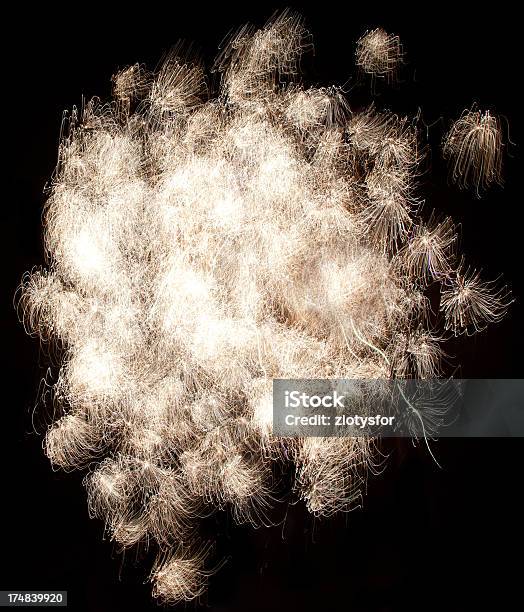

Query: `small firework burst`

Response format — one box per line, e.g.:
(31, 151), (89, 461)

(151, 546), (212, 603)
(355, 28), (403, 81)
(443, 108), (504, 194)
(441, 259), (512, 335)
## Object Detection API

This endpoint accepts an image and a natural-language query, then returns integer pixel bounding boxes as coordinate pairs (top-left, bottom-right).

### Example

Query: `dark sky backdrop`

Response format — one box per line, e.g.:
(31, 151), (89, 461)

(3, 3), (523, 611)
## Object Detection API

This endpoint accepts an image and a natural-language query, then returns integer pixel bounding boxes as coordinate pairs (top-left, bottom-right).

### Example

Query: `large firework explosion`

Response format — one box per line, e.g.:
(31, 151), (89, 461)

(19, 12), (511, 604)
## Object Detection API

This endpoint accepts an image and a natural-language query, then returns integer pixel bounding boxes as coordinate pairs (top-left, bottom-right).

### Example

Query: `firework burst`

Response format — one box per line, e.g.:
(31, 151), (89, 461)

(18, 11), (510, 603)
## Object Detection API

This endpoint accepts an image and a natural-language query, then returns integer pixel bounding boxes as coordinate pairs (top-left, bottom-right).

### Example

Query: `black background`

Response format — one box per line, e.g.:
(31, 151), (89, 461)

(3, 2), (523, 611)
